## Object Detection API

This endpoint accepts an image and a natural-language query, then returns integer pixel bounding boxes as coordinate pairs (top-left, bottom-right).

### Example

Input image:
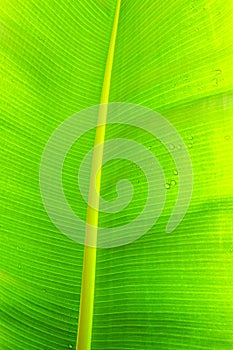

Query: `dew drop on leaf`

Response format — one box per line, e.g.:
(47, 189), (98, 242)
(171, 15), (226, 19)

(213, 78), (218, 87)
(168, 144), (175, 150)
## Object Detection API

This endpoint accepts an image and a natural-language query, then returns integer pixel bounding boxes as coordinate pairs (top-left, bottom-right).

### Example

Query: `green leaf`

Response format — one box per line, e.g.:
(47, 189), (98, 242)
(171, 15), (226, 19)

(1, 1), (233, 350)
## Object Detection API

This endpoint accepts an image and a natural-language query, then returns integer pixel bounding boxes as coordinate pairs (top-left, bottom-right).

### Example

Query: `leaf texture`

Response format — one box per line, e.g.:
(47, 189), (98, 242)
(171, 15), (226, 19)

(1, 1), (233, 350)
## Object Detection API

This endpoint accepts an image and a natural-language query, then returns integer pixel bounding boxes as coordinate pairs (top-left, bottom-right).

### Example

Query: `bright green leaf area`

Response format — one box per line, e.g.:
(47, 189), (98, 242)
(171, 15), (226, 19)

(1, 0), (233, 349)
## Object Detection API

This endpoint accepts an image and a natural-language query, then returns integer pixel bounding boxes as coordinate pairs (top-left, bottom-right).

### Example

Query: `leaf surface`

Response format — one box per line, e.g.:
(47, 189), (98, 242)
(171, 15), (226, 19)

(1, 1), (233, 349)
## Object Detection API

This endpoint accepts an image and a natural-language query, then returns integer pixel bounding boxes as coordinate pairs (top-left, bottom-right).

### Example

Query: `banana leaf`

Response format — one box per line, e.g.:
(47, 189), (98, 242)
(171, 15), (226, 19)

(1, 0), (233, 349)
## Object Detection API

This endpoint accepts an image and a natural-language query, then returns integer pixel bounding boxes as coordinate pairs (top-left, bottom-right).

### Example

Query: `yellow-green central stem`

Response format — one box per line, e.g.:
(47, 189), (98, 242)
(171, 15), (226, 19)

(76, 1), (121, 349)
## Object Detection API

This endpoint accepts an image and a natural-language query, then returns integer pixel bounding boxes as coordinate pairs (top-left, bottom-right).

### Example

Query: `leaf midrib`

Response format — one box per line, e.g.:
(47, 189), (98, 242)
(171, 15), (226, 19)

(76, 1), (122, 349)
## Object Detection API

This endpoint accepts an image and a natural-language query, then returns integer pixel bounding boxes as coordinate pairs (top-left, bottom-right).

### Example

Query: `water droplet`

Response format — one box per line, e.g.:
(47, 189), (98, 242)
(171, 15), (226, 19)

(225, 135), (230, 141)
(188, 136), (193, 140)
(18, 263), (22, 269)
(170, 180), (176, 186)
(168, 144), (175, 150)
(173, 170), (178, 176)
(213, 78), (218, 87)
(188, 143), (193, 149)
(215, 69), (222, 74)
(165, 183), (170, 189)
(148, 146), (152, 150)
(68, 345), (73, 349)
